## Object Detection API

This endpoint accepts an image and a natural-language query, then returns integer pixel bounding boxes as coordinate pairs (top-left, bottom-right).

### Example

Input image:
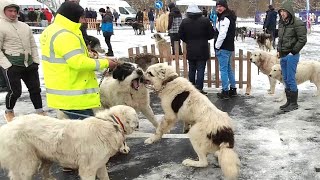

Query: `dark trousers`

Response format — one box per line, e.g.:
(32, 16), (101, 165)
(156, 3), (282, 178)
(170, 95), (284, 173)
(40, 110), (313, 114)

(169, 33), (182, 55)
(61, 109), (94, 120)
(266, 29), (276, 48)
(1, 64), (42, 110)
(103, 32), (113, 52)
(188, 60), (207, 90)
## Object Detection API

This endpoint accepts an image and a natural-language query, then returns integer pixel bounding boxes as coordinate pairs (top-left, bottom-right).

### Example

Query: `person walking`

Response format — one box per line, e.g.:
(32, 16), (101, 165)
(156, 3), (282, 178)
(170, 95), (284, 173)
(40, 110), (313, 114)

(136, 8), (143, 23)
(179, 4), (214, 95)
(277, 1), (307, 112)
(40, 1), (118, 120)
(214, 0), (237, 100)
(0, 0), (45, 122)
(113, 9), (120, 26)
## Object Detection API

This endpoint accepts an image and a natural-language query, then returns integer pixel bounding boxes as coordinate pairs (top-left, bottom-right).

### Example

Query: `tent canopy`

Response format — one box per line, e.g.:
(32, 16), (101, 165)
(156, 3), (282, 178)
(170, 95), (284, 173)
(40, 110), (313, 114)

(14, 0), (43, 6)
(176, 0), (216, 6)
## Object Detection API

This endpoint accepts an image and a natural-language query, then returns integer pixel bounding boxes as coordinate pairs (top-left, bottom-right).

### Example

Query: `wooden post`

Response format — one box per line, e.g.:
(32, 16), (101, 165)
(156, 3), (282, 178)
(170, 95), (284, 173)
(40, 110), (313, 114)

(128, 48), (134, 59)
(182, 43), (188, 78)
(167, 42), (172, 65)
(239, 49), (243, 89)
(143, 46), (148, 54)
(135, 47), (140, 55)
(215, 54), (220, 88)
(174, 41), (180, 76)
(246, 51), (252, 95)
(207, 43), (212, 88)
(151, 44), (156, 55)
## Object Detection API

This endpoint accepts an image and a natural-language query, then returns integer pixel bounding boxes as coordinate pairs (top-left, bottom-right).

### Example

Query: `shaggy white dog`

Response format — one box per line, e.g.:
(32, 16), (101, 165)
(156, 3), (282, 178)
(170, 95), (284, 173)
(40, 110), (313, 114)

(143, 63), (240, 180)
(250, 50), (280, 94)
(100, 62), (158, 128)
(269, 61), (320, 97)
(0, 105), (139, 180)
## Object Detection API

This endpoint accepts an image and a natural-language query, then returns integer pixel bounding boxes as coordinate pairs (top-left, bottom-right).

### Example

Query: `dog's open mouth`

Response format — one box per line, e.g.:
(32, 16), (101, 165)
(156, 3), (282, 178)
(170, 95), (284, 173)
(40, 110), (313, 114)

(131, 77), (145, 91)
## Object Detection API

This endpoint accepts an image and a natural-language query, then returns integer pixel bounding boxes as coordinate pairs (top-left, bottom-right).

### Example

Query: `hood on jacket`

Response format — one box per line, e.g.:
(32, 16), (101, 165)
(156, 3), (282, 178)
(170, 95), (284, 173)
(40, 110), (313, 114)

(186, 4), (202, 14)
(0, 0), (20, 21)
(278, 1), (294, 20)
(57, 1), (84, 23)
(170, 7), (182, 17)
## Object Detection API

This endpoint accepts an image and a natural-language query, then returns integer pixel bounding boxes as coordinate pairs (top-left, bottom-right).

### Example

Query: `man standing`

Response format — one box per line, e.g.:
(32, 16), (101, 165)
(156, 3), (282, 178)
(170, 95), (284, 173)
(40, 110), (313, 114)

(277, 1), (307, 112)
(168, 2), (182, 55)
(40, 2), (117, 120)
(0, 0), (45, 122)
(148, 8), (155, 33)
(264, 5), (278, 48)
(179, 4), (214, 95)
(214, 0), (237, 100)
(136, 8), (143, 23)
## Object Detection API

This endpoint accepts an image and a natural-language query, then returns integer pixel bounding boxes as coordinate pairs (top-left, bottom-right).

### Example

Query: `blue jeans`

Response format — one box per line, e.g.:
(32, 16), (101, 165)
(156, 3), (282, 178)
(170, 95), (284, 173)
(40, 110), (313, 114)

(280, 53), (300, 92)
(61, 109), (94, 120)
(216, 49), (236, 91)
(188, 60), (207, 90)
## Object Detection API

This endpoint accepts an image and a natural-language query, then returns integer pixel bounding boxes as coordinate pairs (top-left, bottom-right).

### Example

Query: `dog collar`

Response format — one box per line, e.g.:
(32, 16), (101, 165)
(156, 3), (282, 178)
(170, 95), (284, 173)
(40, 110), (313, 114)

(162, 75), (178, 86)
(110, 114), (126, 134)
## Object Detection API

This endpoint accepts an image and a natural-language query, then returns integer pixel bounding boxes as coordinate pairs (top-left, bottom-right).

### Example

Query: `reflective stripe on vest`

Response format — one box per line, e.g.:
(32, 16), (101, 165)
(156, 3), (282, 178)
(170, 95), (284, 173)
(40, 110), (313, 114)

(42, 29), (85, 64)
(46, 88), (99, 96)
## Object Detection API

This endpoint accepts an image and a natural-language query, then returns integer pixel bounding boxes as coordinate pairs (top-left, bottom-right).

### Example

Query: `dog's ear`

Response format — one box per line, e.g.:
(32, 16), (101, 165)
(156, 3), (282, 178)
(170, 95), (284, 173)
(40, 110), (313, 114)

(112, 63), (134, 81)
(157, 67), (167, 79)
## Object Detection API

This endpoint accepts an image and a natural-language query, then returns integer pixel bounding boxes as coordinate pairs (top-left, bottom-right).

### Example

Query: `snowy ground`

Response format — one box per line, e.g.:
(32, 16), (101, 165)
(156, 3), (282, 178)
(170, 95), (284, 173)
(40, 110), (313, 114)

(0, 24), (320, 180)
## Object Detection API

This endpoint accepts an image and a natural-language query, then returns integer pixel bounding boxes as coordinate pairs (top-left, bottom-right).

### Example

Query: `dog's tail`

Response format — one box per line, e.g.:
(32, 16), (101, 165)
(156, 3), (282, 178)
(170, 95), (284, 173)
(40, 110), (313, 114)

(218, 142), (240, 180)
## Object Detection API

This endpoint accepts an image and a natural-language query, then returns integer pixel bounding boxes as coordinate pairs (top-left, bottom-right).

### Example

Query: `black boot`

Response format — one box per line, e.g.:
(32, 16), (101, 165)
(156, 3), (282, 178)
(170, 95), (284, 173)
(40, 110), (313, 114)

(217, 90), (230, 100)
(106, 51), (114, 57)
(280, 88), (290, 110)
(283, 91), (298, 112)
(229, 87), (237, 97)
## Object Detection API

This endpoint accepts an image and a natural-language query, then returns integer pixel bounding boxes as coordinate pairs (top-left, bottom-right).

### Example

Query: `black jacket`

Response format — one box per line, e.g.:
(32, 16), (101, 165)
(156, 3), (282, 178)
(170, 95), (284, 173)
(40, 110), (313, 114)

(264, 8), (277, 31)
(214, 9), (236, 51)
(179, 13), (214, 61)
(136, 11), (143, 22)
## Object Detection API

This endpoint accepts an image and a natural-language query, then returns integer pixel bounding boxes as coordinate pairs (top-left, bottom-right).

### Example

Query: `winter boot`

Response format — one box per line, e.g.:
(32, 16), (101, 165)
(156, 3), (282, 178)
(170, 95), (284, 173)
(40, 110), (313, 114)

(106, 51), (114, 57)
(280, 88), (290, 110)
(283, 91), (298, 112)
(217, 90), (230, 100)
(4, 111), (15, 123)
(229, 87), (237, 97)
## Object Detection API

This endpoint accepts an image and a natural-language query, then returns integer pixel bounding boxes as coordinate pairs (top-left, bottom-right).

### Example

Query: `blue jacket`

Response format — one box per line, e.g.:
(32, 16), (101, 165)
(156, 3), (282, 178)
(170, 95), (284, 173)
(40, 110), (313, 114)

(101, 13), (113, 33)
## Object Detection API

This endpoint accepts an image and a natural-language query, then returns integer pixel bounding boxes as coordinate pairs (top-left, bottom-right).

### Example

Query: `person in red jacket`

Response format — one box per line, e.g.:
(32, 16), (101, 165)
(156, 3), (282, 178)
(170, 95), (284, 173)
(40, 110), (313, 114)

(43, 8), (53, 24)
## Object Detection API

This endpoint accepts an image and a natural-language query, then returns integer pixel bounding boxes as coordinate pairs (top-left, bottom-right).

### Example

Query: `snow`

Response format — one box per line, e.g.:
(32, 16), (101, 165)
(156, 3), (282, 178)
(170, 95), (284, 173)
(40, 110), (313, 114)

(1, 23), (320, 179)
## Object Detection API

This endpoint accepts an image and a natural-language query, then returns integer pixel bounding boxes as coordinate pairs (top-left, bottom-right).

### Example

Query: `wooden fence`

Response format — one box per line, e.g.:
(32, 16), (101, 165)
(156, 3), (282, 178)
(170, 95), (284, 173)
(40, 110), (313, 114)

(128, 42), (252, 95)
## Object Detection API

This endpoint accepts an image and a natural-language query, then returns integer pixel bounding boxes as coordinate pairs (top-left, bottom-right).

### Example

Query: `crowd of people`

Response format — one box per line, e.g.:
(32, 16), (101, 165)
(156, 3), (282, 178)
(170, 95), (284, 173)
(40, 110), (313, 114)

(0, 0), (308, 124)
(18, 7), (53, 27)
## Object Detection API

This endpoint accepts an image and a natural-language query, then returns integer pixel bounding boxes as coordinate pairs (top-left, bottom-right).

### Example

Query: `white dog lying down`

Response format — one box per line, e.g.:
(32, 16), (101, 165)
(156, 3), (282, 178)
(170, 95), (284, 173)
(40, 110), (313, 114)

(269, 61), (320, 97)
(250, 50), (280, 94)
(0, 105), (139, 180)
(143, 63), (240, 180)
(100, 62), (158, 128)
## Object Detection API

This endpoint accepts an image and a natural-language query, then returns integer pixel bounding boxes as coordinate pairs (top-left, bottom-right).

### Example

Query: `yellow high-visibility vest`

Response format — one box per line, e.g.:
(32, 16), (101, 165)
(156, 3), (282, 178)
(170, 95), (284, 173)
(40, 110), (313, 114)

(40, 14), (109, 110)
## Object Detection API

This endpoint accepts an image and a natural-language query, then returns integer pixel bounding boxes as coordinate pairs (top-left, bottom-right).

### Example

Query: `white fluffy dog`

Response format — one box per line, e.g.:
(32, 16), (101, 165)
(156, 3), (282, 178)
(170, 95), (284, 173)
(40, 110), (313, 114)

(269, 61), (320, 97)
(100, 62), (158, 128)
(143, 63), (240, 180)
(250, 50), (280, 94)
(0, 105), (139, 180)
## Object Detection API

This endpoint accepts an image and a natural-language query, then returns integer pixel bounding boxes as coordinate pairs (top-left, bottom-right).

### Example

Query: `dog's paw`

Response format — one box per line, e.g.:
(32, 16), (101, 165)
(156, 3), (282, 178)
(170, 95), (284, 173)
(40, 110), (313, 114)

(312, 93), (319, 97)
(120, 145), (130, 154)
(274, 98), (283, 102)
(144, 135), (159, 144)
(182, 159), (195, 166)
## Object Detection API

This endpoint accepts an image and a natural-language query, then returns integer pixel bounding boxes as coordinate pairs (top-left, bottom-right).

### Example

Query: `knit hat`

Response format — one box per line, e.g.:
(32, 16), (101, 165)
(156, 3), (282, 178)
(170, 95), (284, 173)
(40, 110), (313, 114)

(99, 8), (106, 13)
(216, 0), (228, 9)
(168, 2), (175, 10)
(57, 1), (84, 23)
(186, 4), (202, 13)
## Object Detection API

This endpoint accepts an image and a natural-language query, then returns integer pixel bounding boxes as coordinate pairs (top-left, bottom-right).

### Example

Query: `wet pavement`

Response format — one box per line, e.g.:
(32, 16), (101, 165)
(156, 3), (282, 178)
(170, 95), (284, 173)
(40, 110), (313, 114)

(0, 91), (319, 180)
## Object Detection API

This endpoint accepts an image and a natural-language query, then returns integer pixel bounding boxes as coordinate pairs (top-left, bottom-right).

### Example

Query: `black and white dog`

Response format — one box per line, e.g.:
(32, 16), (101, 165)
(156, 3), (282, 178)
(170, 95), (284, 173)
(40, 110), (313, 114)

(100, 62), (158, 128)
(129, 21), (145, 35)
